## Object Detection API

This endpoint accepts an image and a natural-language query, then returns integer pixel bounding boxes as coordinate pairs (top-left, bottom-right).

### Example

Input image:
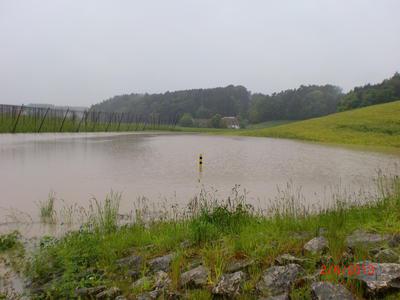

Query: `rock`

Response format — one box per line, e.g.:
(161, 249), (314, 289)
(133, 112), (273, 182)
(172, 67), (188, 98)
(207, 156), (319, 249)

(318, 227), (327, 236)
(275, 254), (307, 266)
(389, 233), (400, 248)
(148, 253), (174, 273)
(259, 293), (289, 300)
(295, 273), (319, 287)
(116, 255), (142, 270)
(186, 258), (203, 270)
(256, 264), (304, 296)
(180, 240), (192, 249)
(136, 290), (159, 300)
(374, 249), (400, 263)
(154, 270), (172, 290)
(292, 231), (311, 240)
(132, 277), (150, 289)
(212, 271), (246, 296)
(304, 237), (328, 254)
(75, 285), (106, 297)
(344, 261), (400, 295)
(127, 270), (140, 280)
(115, 296), (127, 300)
(179, 265), (208, 287)
(226, 258), (254, 273)
(135, 272), (171, 300)
(346, 229), (389, 248)
(96, 287), (121, 299)
(369, 247), (386, 256)
(311, 281), (354, 300)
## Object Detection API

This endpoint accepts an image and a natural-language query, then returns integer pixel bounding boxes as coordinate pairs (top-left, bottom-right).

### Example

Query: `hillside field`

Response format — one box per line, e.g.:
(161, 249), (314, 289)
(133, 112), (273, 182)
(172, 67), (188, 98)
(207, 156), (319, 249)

(238, 101), (400, 149)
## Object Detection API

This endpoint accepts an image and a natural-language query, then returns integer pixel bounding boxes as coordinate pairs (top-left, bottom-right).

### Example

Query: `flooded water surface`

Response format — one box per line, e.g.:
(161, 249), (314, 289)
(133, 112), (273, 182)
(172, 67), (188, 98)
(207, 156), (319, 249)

(0, 132), (399, 227)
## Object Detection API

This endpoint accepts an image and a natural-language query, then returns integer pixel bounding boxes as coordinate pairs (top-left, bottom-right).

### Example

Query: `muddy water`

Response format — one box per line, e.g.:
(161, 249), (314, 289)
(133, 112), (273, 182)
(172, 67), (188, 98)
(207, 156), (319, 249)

(0, 132), (399, 234)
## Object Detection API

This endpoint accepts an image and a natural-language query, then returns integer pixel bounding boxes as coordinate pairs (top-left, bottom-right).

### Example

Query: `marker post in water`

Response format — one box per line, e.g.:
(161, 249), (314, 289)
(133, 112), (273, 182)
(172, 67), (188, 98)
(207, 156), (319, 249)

(198, 154), (203, 172)
(198, 153), (203, 182)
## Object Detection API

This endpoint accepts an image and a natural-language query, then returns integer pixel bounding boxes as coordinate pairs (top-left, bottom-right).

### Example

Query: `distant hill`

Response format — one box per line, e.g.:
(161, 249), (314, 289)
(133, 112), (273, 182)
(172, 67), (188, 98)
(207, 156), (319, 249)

(91, 73), (400, 126)
(92, 84), (343, 124)
(240, 100), (400, 148)
(339, 73), (400, 111)
(91, 85), (251, 121)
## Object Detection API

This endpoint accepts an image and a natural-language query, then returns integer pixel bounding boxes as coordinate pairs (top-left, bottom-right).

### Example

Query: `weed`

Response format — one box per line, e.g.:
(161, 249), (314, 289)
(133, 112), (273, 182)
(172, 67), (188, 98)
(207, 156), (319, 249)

(0, 231), (20, 252)
(38, 192), (56, 223)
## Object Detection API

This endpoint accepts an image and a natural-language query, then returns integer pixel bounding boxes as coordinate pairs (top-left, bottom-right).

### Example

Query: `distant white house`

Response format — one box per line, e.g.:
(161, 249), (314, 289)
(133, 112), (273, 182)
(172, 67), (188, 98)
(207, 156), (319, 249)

(221, 116), (240, 129)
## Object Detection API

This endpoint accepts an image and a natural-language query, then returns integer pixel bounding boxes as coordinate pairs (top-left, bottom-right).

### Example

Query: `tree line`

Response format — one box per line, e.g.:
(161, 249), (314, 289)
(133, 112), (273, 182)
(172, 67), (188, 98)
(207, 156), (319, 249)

(91, 73), (400, 127)
(338, 73), (400, 111)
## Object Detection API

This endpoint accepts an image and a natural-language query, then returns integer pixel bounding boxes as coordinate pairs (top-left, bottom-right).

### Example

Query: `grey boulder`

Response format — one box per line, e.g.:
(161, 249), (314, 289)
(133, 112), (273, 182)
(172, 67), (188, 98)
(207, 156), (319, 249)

(311, 281), (354, 300)
(374, 249), (400, 263)
(132, 276), (151, 289)
(148, 253), (174, 273)
(304, 236), (328, 254)
(344, 261), (400, 295)
(275, 254), (307, 266)
(212, 271), (246, 296)
(346, 229), (389, 248)
(96, 287), (121, 299)
(256, 264), (304, 296)
(116, 255), (142, 270)
(75, 285), (106, 297)
(226, 258), (254, 273)
(179, 265), (208, 287)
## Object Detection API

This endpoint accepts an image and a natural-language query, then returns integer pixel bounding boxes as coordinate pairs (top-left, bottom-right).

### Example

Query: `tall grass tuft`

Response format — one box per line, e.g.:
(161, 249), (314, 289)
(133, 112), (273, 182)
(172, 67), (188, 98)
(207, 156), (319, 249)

(87, 191), (121, 234)
(38, 192), (56, 223)
(188, 185), (254, 244)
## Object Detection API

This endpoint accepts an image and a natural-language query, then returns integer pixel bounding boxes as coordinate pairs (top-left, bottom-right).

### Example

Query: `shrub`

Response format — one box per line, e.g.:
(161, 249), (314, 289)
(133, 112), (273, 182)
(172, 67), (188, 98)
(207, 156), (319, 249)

(0, 231), (20, 252)
(178, 113), (194, 127)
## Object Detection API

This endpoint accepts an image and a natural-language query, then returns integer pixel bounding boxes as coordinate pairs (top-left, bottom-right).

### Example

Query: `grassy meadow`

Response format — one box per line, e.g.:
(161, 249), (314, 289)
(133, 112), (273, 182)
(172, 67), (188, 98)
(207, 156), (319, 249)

(237, 101), (400, 149)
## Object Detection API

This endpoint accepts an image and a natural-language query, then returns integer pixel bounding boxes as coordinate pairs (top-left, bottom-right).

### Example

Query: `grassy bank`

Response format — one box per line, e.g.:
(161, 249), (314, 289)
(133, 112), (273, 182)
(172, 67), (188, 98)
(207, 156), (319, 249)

(18, 176), (400, 299)
(237, 101), (400, 149)
(0, 114), (176, 133)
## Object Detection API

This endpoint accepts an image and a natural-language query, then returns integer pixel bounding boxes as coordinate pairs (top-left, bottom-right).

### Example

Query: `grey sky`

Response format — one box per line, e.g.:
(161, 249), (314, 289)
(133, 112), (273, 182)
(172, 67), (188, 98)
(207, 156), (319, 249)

(1, 0), (399, 107)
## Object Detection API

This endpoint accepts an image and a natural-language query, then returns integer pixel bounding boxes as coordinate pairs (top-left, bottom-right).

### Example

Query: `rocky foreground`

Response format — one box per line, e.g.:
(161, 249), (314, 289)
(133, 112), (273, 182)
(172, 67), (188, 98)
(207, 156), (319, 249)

(48, 229), (400, 300)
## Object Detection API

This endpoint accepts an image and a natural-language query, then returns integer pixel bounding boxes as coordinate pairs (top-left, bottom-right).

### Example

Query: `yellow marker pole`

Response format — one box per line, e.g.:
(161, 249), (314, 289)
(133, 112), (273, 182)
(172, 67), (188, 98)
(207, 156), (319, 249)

(198, 153), (203, 183)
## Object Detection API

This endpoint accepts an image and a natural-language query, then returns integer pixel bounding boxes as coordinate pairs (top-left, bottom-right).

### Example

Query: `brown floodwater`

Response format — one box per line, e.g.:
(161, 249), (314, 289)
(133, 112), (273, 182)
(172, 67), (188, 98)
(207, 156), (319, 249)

(0, 132), (399, 235)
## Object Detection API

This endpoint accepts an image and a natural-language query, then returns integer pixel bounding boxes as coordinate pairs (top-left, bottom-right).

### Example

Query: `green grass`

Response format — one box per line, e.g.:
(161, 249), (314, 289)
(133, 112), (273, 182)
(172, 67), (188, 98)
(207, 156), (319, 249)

(238, 101), (400, 149)
(0, 114), (176, 133)
(0, 231), (20, 252)
(38, 192), (56, 223)
(245, 120), (294, 129)
(23, 176), (400, 299)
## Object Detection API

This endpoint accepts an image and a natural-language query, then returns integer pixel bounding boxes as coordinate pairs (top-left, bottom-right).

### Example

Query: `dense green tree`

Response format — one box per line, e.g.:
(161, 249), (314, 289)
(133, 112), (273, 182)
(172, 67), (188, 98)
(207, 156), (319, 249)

(178, 113), (194, 127)
(90, 73), (399, 126)
(210, 114), (223, 128)
(338, 73), (400, 111)
(92, 85), (251, 122)
(248, 85), (342, 123)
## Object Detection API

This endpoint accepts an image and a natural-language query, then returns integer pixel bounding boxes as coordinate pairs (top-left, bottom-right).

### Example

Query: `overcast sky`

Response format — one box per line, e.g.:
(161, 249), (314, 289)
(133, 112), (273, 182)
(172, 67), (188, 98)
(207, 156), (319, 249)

(1, 0), (399, 107)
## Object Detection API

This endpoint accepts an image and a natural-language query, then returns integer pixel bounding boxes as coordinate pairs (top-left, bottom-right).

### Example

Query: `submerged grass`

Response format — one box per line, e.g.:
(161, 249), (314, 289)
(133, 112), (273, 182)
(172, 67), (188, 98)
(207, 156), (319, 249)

(38, 192), (56, 223)
(23, 176), (400, 299)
